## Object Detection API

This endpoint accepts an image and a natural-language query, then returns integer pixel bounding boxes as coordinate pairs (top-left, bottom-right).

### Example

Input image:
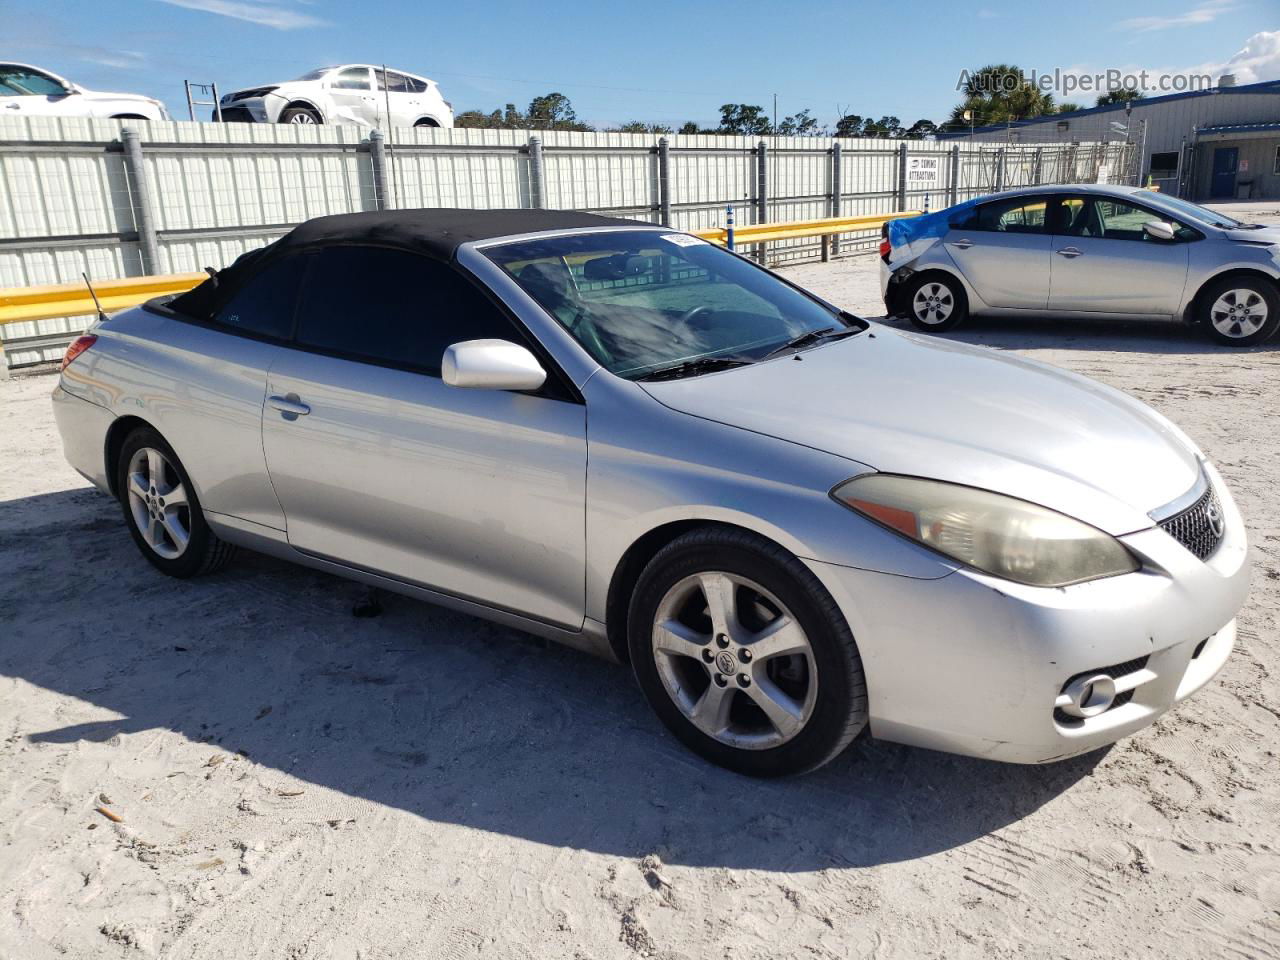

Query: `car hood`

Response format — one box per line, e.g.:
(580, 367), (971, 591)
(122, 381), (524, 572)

(639, 328), (1202, 535)
(1225, 225), (1280, 245)
(79, 88), (158, 105)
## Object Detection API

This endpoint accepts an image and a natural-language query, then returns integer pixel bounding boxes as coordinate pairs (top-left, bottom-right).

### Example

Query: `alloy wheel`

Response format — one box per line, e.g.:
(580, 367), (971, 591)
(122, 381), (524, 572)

(1209, 288), (1268, 339)
(651, 572), (818, 750)
(289, 113), (317, 125)
(912, 282), (954, 325)
(126, 447), (191, 560)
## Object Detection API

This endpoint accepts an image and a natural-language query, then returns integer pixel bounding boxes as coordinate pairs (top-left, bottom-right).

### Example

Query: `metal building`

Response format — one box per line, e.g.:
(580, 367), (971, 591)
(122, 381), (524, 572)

(938, 78), (1280, 201)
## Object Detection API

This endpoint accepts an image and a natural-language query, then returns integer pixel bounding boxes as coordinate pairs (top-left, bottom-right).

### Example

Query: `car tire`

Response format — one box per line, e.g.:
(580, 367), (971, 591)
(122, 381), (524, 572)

(627, 527), (868, 777)
(115, 426), (235, 579)
(903, 272), (968, 333)
(279, 106), (322, 125)
(414, 118), (440, 128)
(1197, 275), (1280, 347)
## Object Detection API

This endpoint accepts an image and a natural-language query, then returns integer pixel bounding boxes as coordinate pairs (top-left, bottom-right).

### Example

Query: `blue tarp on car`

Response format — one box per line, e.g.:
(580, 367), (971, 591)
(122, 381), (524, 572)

(887, 198), (982, 249)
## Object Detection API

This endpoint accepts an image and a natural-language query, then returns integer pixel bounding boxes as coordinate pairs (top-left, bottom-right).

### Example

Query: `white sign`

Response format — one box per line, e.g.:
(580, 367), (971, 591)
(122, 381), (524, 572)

(1096, 163), (1112, 184)
(906, 155), (941, 187)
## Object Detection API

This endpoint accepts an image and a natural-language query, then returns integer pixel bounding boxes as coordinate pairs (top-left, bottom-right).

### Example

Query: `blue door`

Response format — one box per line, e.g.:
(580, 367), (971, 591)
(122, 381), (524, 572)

(1211, 148), (1238, 199)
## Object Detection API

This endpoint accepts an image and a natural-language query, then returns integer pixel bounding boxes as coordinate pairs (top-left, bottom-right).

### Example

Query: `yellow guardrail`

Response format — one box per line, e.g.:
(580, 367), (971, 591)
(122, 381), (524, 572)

(0, 211), (922, 329)
(0, 272), (207, 326)
(692, 211), (922, 246)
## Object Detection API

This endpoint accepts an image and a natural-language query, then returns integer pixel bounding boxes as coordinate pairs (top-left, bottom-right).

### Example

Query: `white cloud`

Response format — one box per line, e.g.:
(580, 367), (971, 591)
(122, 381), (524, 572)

(155, 0), (327, 30)
(1195, 29), (1280, 84)
(1119, 0), (1235, 32)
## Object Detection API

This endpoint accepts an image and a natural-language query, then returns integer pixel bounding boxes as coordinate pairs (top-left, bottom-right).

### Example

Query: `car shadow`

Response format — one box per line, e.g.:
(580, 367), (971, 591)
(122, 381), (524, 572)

(873, 314), (1280, 355)
(3, 487), (1105, 872)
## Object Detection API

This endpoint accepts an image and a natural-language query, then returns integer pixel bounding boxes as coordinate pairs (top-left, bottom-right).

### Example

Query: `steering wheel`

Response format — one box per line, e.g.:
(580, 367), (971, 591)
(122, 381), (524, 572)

(678, 305), (715, 327)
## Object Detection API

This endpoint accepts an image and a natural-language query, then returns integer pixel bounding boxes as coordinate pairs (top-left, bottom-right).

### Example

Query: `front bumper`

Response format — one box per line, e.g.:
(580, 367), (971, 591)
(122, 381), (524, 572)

(805, 462), (1251, 763)
(215, 98), (271, 123)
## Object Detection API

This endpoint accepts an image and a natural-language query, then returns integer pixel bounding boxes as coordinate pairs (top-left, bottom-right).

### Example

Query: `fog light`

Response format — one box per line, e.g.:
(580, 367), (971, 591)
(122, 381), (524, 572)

(1060, 674), (1116, 719)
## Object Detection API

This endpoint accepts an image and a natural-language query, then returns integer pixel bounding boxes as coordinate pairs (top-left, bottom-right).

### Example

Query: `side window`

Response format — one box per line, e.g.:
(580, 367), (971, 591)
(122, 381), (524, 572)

(973, 197), (1047, 233)
(332, 68), (371, 91)
(407, 77), (429, 94)
(0, 67), (68, 96)
(295, 247), (523, 374)
(1062, 198), (1190, 242)
(376, 70), (411, 93)
(212, 255), (306, 339)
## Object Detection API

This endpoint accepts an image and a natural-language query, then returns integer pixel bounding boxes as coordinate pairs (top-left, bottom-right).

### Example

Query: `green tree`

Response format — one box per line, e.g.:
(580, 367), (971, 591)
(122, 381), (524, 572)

(834, 113), (864, 138)
(1057, 102), (1082, 113)
(527, 92), (593, 131)
(1096, 88), (1143, 107)
(775, 108), (822, 136)
(949, 64), (1056, 127)
(612, 120), (673, 134)
(861, 115), (903, 138)
(717, 103), (771, 136)
(902, 118), (938, 139)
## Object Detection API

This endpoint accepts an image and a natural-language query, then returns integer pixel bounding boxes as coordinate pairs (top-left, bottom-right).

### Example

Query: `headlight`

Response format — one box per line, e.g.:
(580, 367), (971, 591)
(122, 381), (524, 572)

(832, 474), (1138, 587)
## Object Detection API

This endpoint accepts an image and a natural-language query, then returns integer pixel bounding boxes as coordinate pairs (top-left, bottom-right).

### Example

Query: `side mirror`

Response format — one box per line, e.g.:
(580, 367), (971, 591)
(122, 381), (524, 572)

(442, 339), (546, 391)
(1143, 220), (1176, 241)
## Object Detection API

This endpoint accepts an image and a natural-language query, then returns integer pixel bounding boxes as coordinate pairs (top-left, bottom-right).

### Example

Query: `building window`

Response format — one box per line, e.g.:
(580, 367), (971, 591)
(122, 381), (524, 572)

(1150, 151), (1179, 179)
(1274, 145), (1280, 175)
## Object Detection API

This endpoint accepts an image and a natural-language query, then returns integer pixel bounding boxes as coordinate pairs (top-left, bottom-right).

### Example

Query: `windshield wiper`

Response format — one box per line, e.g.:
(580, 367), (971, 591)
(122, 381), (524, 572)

(636, 356), (753, 382)
(762, 326), (857, 360)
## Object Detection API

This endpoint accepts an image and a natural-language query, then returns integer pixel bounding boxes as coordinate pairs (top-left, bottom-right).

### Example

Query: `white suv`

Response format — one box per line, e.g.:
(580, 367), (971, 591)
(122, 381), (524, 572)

(217, 65), (453, 128)
(1, 62), (168, 121)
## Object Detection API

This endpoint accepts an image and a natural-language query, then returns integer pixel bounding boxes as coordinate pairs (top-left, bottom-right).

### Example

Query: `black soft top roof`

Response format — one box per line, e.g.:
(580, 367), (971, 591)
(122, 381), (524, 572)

(169, 207), (646, 319)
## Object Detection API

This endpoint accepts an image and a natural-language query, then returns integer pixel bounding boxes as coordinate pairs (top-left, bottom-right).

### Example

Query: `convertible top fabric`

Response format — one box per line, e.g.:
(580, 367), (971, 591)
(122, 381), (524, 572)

(169, 208), (644, 319)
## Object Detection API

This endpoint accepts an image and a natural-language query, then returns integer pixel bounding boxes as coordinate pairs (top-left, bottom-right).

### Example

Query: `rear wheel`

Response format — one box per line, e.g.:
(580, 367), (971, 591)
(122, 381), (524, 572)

(1198, 276), (1280, 346)
(628, 528), (868, 777)
(414, 118), (440, 128)
(280, 106), (322, 125)
(115, 427), (235, 578)
(904, 272), (968, 333)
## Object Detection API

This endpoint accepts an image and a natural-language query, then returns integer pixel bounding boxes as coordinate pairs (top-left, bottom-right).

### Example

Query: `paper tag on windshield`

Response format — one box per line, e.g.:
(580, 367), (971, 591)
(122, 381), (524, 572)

(662, 233), (706, 247)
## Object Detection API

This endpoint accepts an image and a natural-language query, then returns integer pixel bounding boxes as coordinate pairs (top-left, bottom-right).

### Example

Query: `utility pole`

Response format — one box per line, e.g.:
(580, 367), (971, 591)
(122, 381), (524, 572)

(773, 93), (777, 133)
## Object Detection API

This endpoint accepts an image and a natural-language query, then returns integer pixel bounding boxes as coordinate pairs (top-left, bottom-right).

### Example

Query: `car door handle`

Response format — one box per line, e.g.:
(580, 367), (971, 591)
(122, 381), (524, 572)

(1056, 247), (1083, 258)
(267, 394), (310, 418)
(949, 238), (974, 249)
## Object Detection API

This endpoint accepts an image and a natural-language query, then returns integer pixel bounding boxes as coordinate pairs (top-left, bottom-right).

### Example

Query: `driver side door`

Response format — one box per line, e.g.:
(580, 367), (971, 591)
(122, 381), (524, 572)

(0, 64), (79, 117)
(1047, 195), (1191, 316)
(261, 245), (588, 627)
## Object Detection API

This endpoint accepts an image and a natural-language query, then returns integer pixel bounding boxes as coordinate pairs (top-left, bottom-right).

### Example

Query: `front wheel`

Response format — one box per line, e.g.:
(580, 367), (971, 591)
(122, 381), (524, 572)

(1198, 276), (1280, 346)
(279, 106), (322, 125)
(903, 272), (968, 333)
(627, 528), (868, 777)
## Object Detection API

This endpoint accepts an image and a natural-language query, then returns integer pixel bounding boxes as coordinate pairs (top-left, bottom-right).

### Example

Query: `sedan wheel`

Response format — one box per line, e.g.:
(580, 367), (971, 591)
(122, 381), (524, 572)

(652, 572), (818, 750)
(903, 273), (968, 333)
(628, 527), (868, 777)
(125, 447), (191, 560)
(1199, 277), (1280, 346)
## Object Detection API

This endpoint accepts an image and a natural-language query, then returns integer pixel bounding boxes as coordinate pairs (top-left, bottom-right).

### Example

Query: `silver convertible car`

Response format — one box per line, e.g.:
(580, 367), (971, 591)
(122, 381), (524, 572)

(53, 209), (1250, 776)
(881, 184), (1280, 346)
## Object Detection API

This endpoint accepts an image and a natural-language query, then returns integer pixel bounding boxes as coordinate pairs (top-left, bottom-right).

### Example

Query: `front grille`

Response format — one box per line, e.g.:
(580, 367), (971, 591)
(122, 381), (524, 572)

(215, 106), (257, 123)
(1158, 485), (1224, 561)
(1054, 655), (1150, 725)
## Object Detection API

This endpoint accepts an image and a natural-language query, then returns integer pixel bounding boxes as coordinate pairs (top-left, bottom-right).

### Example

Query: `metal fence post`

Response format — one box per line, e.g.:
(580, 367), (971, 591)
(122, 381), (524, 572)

(948, 145), (960, 206)
(896, 142), (908, 211)
(657, 137), (672, 227)
(120, 127), (159, 275)
(829, 142), (842, 257)
(1032, 147), (1043, 185)
(528, 136), (545, 209)
(755, 140), (768, 264)
(994, 147), (1006, 192)
(0, 340), (9, 380)
(368, 130), (390, 210)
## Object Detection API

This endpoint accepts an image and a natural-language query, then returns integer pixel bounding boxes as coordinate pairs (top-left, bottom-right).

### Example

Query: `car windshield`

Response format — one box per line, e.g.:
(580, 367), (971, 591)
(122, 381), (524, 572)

(1144, 193), (1243, 229)
(484, 230), (859, 379)
(294, 67), (336, 81)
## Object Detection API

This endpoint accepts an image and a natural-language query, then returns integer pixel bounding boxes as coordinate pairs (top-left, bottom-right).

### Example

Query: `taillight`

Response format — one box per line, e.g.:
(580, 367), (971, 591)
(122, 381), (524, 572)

(879, 224), (892, 262)
(60, 334), (97, 371)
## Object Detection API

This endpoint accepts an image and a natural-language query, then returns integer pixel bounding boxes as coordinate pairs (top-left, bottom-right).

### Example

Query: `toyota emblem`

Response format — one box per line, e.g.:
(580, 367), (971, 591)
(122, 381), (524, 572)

(1205, 500), (1225, 539)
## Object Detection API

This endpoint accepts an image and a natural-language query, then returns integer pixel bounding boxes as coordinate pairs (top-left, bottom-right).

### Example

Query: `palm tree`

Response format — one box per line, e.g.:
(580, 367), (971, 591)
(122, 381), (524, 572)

(948, 64), (1056, 129)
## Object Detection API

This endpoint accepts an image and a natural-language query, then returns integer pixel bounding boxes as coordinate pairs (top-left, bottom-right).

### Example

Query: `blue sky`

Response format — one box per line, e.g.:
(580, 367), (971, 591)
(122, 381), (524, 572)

(6, 0), (1278, 127)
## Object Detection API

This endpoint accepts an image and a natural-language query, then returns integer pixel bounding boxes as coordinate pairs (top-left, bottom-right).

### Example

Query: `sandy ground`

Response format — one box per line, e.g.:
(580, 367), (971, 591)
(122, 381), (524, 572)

(2, 217), (1280, 958)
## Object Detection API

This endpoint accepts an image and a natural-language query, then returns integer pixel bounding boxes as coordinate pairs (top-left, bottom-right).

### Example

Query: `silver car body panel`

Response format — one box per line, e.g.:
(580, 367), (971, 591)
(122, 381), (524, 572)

(885, 183), (1280, 321)
(53, 219), (1252, 762)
